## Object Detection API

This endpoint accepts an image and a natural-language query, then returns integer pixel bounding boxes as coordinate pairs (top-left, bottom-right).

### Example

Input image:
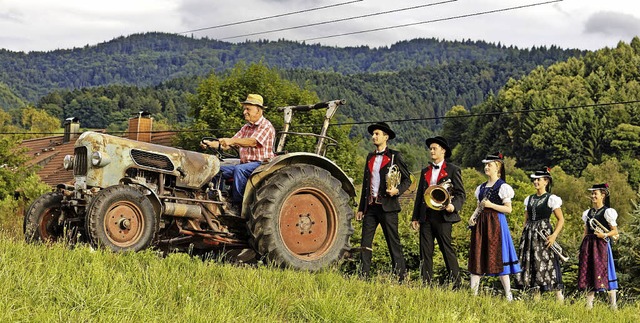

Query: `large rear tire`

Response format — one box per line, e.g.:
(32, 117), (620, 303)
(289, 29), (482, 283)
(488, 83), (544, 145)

(249, 164), (353, 271)
(86, 185), (158, 252)
(24, 192), (64, 243)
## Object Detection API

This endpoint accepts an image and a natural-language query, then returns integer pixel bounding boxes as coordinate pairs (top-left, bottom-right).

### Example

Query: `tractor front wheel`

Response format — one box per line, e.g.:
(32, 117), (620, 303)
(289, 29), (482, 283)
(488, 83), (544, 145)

(86, 185), (157, 252)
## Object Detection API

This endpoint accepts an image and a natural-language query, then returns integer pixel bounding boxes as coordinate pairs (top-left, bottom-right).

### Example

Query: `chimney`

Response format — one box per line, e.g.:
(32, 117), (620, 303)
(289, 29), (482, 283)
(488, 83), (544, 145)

(128, 111), (153, 142)
(63, 117), (80, 143)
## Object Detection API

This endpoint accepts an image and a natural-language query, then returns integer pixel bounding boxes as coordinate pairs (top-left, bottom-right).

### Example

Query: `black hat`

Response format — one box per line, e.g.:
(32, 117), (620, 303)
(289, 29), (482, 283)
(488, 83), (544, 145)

(367, 122), (396, 140)
(425, 136), (451, 158)
(530, 166), (553, 192)
(481, 153), (503, 164)
(530, 166), (552, 179)
(588, 183), (609, 192)
(481, 152), (505, 181)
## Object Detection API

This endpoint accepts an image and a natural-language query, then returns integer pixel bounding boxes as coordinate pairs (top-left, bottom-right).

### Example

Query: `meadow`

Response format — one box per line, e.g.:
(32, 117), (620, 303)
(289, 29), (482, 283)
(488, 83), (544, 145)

(1, 229), (639, 323)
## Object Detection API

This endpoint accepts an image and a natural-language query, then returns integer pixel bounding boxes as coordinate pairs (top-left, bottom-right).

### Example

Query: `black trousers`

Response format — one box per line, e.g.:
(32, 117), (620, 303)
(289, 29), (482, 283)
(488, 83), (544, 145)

(419, 214), (460, 287)
(360, 204), (406, 280)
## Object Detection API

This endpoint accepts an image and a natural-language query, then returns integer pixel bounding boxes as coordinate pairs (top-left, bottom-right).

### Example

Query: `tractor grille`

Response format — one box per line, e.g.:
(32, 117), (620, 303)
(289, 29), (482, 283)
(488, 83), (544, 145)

(130, 149), (175, 171)
(74, 146), (87, 176)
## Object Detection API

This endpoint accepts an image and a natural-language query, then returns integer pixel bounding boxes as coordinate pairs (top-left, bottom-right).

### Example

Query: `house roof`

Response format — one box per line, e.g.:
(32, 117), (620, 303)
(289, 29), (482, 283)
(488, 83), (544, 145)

(20, 130), (179, 187)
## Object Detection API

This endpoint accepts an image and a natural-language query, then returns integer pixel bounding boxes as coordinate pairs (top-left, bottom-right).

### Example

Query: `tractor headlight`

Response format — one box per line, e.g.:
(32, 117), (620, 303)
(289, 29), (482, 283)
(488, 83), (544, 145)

(63, 155), (74, 170)
(91, 151), (111, 167)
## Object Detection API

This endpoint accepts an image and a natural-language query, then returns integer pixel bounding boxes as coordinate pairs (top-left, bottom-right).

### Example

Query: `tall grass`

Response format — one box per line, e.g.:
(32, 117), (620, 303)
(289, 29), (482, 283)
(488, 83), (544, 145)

(1, 232), (638, 322)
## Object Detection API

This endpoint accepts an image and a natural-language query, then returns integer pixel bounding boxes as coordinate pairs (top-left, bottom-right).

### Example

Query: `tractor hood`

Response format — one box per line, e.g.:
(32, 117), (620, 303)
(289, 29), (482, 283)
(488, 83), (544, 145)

(72, 131), (219, 190)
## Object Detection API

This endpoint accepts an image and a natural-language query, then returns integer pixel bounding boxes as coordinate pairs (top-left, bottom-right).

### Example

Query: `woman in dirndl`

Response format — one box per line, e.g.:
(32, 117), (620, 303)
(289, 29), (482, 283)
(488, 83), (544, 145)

(516, 167), (565, 302)
(578, 183), (619, 310)
(468, 153), (521, 301)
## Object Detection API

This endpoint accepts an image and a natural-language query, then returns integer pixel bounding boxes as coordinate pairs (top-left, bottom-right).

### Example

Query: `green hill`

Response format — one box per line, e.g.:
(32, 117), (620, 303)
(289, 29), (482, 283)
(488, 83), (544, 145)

(0, 32), (583, 103)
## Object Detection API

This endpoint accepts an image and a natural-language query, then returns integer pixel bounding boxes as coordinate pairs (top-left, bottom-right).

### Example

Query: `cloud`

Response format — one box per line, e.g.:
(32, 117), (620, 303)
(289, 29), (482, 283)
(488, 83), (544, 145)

(584, 11), (640, 38)
(0, 8), (23, 23)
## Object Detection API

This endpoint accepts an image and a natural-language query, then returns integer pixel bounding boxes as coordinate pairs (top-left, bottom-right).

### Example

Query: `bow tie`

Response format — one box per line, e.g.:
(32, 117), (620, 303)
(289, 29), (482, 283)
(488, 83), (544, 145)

(375, 151), (385, 155)
(429, 162), (440, 169)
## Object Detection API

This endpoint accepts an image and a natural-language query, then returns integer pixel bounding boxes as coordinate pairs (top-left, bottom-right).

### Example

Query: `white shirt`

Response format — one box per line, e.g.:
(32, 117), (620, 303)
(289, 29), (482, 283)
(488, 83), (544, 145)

(523, 194), (563, 210)
(429, 160), (444, 186)
(474, 182), (515, 204)
(581, 207), (618, 227)
(371, 153), (383, 197)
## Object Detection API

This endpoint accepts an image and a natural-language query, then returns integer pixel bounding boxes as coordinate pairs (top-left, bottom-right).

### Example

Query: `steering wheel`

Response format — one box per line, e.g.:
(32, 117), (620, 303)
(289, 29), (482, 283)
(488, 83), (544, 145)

(200, 137), (239, 160)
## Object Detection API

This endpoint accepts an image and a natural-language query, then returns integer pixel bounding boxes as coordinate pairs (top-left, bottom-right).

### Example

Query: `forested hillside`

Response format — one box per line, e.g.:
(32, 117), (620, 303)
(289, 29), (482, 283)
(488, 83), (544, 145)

(445, 38), (640, 182)
(0, 32), (583, 104)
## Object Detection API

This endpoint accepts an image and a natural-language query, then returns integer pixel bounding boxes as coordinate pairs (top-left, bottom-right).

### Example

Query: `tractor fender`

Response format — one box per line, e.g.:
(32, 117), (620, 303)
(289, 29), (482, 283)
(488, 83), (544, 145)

(119, 178), (163, 217)
(242, 152), (355, 218)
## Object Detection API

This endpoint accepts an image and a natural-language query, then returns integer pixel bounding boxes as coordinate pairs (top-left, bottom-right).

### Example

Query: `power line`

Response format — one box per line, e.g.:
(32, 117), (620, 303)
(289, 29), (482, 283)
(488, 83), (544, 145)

(303, 0), (563, 42)
(178, 0), (364, 34)
(325, 100), (638, 127)
(221, 0), (458, 40)
(3, 100), (637, 136)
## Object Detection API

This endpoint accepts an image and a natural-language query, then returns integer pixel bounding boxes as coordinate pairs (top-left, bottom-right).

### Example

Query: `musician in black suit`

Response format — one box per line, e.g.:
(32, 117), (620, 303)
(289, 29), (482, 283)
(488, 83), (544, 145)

(411, 136), (465, 288)
(356, 122), (411, 281)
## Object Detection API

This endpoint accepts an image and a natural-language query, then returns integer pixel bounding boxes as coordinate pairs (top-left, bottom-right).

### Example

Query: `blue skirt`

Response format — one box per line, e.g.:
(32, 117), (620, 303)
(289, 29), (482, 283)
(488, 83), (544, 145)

(606, 242), (619, 290)
(488, 213), (522, 276)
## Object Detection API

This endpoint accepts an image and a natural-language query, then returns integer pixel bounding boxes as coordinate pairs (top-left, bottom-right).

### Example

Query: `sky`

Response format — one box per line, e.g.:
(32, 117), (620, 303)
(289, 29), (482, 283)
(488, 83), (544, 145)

(1, 0), (639, 53)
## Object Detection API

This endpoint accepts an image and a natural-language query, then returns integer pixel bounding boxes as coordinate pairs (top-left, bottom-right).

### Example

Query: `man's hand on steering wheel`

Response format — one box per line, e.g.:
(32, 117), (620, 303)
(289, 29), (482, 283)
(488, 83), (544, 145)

(200, 137), (239, 159)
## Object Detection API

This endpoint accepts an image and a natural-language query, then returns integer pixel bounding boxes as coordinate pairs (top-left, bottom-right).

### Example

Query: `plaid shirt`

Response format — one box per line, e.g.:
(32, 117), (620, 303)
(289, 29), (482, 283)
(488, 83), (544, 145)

(232, 116), (276, 163)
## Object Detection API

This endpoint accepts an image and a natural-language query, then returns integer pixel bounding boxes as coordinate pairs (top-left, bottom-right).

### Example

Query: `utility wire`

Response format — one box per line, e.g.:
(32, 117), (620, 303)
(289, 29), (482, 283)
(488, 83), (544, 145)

(221, 0), (458, 40)
(3, 99), (637, 136)
(178, 0), (364, 34)
(303, 0), (563, 42)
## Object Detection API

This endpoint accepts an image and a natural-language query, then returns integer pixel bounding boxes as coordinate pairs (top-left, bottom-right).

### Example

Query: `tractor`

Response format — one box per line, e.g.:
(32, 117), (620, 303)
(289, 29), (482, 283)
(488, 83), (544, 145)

(23, 100), (355, 271)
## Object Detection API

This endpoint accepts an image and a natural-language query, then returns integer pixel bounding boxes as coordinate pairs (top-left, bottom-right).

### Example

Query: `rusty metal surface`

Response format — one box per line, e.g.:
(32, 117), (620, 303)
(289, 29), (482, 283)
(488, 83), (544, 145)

(74, 132), (219, 189)
(103, 200), (144, 247)
(278, 188), (336, 260)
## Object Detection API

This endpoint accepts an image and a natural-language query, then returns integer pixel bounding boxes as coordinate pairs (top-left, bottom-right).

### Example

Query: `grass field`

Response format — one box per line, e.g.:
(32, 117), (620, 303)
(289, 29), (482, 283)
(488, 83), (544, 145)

(1, 231), (639, 323)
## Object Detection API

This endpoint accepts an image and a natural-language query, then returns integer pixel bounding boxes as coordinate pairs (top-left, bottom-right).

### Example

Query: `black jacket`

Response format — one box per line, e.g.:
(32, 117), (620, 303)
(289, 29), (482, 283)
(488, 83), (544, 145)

(358, 148), (411, 213)
(412, 161), (465, 223)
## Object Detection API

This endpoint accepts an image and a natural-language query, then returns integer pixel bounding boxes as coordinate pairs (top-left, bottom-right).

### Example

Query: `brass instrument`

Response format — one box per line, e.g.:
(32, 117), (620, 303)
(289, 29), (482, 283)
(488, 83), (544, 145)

(589, 218), (619, 242)
(424, 178), (453, 210)
(535, 228), (569, 262)
(386, 155), (401, 191)
(468, 196), (487, 227)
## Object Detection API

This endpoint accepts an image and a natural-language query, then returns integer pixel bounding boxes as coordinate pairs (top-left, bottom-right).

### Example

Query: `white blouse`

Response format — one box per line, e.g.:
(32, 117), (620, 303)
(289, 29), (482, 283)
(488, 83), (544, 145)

(474, 182), (515, 204)
(523, 194), (563, 211)
(582, 207), (618, 227)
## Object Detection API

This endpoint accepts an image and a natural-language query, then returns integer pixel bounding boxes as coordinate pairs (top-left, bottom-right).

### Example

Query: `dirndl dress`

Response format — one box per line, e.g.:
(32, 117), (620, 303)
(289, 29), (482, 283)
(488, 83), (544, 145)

(577, 206), (619, 291)
(516, 193), (563, 291)
(468, 180), (521, 276)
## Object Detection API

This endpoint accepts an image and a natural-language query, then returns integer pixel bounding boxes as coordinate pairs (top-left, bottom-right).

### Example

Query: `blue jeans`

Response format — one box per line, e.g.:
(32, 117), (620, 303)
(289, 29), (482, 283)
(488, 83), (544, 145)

(219, 161), (261, 203)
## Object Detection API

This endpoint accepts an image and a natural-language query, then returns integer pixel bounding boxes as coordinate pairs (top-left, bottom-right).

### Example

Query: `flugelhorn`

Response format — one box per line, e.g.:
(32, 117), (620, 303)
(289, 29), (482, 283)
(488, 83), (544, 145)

(386, 154), (401, 191)
(589, 218), (619, 242)
(535, 228), (569, 262)
(424, 178), (453, 210)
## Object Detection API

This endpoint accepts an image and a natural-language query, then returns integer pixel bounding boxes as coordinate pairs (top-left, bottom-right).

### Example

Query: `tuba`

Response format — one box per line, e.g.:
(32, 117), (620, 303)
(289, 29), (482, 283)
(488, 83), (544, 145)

(386, 154), (401, 191)
(424, 179), (453, 210)
(589, 218), (619, 242)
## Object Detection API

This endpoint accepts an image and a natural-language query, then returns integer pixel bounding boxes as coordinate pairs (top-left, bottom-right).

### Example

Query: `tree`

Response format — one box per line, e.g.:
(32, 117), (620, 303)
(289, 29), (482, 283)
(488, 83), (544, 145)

(177, 62), (359, 179)
(616, 187), (640, 294)
(20, 107), (60, 138)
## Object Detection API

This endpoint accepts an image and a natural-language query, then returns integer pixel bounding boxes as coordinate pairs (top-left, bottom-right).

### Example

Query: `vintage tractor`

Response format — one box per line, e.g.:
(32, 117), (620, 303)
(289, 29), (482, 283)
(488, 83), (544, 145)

(23, 100), (355, 271)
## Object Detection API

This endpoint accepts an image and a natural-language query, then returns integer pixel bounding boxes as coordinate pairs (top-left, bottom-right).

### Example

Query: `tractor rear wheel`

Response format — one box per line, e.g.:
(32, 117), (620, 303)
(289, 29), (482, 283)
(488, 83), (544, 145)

(24, 192), (64, 243)
(250, 164), (353, 271)
(86, 185), (158, 252)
